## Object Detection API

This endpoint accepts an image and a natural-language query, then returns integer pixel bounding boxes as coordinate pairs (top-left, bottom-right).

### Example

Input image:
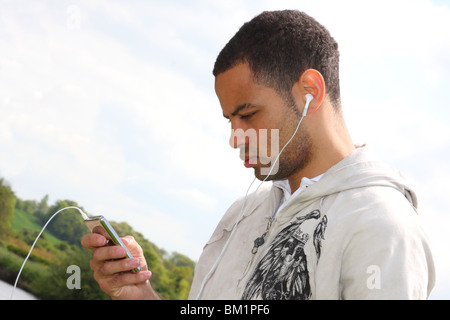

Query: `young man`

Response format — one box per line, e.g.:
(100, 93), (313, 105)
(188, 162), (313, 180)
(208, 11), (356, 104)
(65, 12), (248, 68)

(81, 10), (435, 300)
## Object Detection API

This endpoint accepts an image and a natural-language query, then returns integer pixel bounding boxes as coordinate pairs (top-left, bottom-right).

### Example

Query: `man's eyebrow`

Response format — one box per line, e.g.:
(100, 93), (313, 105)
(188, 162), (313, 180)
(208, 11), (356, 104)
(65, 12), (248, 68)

(223, 103), (256, 119)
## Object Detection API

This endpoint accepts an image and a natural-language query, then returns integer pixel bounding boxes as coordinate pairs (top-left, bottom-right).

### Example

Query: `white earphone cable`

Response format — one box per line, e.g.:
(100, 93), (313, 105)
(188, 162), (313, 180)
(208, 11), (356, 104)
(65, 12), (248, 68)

(9, 206), (88, 300)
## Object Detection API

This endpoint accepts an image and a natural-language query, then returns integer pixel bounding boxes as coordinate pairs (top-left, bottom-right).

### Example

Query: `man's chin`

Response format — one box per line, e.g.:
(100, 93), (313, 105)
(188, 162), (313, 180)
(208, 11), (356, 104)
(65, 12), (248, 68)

(253, 166), (282, 181)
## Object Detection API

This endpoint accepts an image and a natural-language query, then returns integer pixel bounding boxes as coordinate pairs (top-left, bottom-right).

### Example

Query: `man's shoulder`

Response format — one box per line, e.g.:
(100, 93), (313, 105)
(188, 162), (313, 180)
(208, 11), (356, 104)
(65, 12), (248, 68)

(325, 185), (423, 243)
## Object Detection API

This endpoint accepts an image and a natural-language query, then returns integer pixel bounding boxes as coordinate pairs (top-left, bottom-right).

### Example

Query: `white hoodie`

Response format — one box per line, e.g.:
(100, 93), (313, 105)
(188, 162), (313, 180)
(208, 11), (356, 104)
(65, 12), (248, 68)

(189, 147), (435, 300)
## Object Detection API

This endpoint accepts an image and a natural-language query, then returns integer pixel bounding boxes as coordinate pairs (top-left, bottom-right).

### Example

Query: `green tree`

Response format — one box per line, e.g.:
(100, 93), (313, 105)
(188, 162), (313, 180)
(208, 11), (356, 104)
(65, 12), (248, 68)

(0, 178), (16, 234)
(169, 252), (196, 269)
(46, 200), (86, 245)
(15, 198), (37, 215)
(35, 194), (49, 222)
(168, 266), (193, 299)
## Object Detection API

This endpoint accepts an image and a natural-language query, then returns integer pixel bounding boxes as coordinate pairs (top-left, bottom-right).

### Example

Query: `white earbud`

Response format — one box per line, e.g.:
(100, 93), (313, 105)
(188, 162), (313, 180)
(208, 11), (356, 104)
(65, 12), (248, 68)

(303, 93), (314, 117)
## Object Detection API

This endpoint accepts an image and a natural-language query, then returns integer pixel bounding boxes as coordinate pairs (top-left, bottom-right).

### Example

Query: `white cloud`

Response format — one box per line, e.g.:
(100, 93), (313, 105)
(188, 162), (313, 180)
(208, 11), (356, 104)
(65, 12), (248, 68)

(344, 95), (450, 162)
(165, 188), (218, 212)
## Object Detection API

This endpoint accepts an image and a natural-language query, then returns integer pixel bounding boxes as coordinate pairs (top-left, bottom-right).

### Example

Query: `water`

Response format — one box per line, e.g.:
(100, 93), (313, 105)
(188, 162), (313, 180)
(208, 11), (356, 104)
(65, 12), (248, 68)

(0, 280), (37, 300)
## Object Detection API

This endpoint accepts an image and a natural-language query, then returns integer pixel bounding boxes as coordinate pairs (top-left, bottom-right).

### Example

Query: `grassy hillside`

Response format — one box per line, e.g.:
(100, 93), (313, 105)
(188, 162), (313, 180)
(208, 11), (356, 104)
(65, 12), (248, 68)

(10, 208), (62, 246)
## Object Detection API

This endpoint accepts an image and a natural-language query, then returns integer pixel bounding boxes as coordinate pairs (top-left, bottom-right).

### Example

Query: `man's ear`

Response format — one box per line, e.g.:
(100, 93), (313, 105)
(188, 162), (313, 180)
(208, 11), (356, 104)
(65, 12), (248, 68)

(292, 69), (326, 114)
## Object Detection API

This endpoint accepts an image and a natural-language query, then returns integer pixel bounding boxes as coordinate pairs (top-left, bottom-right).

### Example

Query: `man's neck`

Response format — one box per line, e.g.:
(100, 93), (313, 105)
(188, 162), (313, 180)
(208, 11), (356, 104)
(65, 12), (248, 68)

(288, 141), (355, 193)
(288, 100), (355, 193)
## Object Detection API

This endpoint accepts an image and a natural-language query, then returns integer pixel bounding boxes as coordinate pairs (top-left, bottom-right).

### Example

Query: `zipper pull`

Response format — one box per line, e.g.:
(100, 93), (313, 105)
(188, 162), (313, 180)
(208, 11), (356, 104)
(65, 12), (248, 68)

(251, 217), (273, 254)
(251, 236), (265, 254)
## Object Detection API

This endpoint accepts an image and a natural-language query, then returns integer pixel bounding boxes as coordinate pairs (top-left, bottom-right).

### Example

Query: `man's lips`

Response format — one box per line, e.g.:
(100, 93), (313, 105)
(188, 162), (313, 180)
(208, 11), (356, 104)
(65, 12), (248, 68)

(239, 145), (275, 168)
(243, 156), (258, 168)
(240, 150), (258, 168)
(240, 152), (277, 168)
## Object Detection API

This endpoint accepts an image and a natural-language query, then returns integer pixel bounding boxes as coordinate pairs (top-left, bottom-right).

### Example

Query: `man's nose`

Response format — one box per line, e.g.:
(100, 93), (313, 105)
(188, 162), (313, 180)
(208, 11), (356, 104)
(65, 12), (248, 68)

(229, 128), (249, 149)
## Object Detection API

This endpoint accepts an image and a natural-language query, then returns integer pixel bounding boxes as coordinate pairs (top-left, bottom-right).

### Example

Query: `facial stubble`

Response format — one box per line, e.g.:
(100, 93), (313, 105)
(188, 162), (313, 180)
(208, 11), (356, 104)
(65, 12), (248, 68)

(253, 103), (313, 182)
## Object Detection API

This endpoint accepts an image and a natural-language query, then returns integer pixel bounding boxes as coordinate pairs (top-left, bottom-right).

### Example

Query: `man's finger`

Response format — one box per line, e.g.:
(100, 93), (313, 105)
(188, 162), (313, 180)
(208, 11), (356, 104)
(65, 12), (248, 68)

(81, 233), (107, 249)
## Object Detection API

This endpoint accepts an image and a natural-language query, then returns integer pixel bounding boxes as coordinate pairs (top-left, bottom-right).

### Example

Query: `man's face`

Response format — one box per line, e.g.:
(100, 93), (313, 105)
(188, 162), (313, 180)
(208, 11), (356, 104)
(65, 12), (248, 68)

(215, 62), (313, 181)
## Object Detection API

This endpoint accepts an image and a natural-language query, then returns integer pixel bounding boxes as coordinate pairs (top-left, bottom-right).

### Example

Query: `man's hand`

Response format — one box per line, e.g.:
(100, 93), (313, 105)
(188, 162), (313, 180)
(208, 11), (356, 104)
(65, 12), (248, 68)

(81, 233), (161, 300)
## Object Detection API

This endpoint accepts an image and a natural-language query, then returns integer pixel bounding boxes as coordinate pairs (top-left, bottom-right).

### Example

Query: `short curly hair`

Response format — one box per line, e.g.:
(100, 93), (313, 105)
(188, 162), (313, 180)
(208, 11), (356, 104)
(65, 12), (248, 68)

(213, 10), (341, 108)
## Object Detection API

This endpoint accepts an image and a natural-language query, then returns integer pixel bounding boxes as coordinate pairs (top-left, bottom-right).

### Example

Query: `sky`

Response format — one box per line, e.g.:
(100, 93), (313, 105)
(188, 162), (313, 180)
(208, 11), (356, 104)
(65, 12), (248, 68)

(0, 0), (449, 299)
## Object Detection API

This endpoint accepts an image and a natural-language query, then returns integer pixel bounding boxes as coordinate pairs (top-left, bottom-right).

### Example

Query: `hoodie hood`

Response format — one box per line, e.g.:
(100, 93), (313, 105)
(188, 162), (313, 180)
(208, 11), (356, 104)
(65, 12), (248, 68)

(275, 146), (418, 215)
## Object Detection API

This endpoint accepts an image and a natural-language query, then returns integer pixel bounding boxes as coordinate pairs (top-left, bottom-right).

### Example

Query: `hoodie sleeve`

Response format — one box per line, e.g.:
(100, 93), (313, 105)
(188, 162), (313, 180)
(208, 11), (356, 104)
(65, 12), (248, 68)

(338, 186), (435, 300)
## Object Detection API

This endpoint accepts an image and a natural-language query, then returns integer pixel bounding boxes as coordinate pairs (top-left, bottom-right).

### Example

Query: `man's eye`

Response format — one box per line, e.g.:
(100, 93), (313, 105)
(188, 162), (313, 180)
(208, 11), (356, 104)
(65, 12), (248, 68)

(240, 112), (255, 120)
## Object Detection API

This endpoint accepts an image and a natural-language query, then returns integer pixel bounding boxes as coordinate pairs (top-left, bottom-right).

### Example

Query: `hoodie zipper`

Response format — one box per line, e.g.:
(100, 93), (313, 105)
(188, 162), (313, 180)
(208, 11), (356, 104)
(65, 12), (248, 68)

(237, 216), (274, 287)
